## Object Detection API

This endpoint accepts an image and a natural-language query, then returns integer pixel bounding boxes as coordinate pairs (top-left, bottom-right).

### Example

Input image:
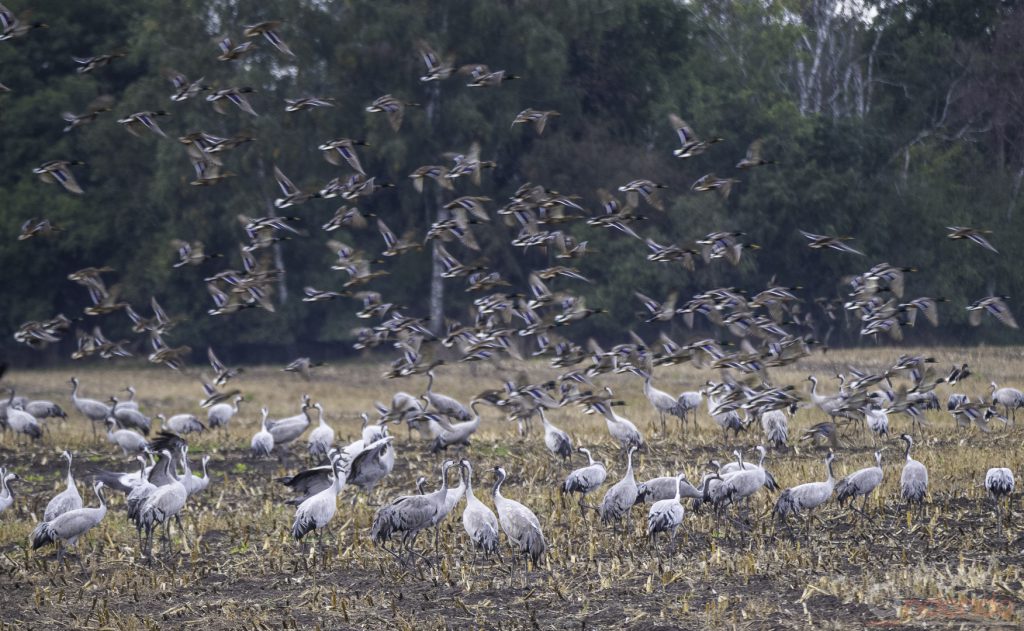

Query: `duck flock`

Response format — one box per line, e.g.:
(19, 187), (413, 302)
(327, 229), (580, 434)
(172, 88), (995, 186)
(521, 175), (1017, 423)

(0, 7), (1021, 569)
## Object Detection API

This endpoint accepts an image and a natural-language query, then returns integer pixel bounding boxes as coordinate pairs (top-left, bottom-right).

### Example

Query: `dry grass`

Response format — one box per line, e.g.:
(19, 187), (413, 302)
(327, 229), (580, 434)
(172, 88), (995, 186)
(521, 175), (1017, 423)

(0, 346), (1023, 629)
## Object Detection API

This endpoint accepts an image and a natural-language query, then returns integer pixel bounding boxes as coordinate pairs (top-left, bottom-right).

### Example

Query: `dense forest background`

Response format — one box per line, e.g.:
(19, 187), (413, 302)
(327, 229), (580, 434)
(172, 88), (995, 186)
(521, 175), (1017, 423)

(1, 0), (1022, 365)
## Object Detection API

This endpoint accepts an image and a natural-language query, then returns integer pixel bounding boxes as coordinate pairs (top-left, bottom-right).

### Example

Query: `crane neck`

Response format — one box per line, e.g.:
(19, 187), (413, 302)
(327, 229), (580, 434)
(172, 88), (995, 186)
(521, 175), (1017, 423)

(673, 475), (683, 502)
(825, 456), (834, 482)
(492, 471), (505, 499)
(756, 449), (766, 468)
(65, 455), (74, 484)
(903, 438), (912, 461)
(201, 458), (209, 479)
(624, 449), (635, 481)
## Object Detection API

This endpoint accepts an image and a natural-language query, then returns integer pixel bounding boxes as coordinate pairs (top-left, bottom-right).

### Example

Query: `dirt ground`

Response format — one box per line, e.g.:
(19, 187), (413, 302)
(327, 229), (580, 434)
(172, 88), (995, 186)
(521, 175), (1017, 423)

(0, 353), (1022, 629)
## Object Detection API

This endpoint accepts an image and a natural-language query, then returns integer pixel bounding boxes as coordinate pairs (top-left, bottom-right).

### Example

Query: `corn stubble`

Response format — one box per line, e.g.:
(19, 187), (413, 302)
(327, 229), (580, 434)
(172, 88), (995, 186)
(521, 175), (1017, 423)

(0, 347), (1022, 629)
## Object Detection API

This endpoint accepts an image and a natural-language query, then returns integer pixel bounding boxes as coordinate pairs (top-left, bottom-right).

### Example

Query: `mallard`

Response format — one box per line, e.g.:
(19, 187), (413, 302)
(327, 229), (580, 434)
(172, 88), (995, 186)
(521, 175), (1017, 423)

(444, 196), (491, 226)
(377, 219), (421, 257)
(512, 109), (560, 135)
(617, 179), (666, 211)
(18, 217), (62, 240)
(317, 138), (368, 174)
(669, 113), (722, 158)
(736, 139), (773, 169)
(117, 111), (170, 138)
(691, 173), (739, 198)
(284, 96), (335, 112)
(967, 295), (1018, 329)
(696, 231), (758, 266)
(302, 287), (350, 303)
(946, 226), (998, 254)
(0, 3), (47, 40)
(206, 87), (258, 116)
(189, 156), (235, 186)
(72, 51), (126, 74)
(460, 64), (519, 87)
(366, 94), (417, 132)
(62, 95), (114, 132)
(445, 142), (496, 185)
(170, 240), (221, 268)
(165, 70), (210, 102)
(409, 165), (453, 193)
(417, 41), (454, 82)
(0, 81), (9, 92)
(83, 284), (129, 316)
(243, 21), (294, 57)
(322, 205), (374, 232)
(272, 166), (320, 208)
(215, 35), (256, 61)
(799, 230), (864, 255)
(643, 238), (697, 270)
(33, 160), (85, 194)
(239, 213), (304, 240)
(147, 334), (191, 371)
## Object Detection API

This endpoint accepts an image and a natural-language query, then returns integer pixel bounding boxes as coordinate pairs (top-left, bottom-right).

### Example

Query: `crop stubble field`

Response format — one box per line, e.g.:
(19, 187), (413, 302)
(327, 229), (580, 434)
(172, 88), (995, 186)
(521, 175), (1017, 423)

(1, 346), (1023, 630)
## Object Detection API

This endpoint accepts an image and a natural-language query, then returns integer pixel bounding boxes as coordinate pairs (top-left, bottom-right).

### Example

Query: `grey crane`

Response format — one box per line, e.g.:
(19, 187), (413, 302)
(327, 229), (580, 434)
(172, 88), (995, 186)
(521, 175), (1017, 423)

(705, 390), (748, 440)
(44, 451), (83, 521)
(595, 402), (644, 452)
(267, 399), (312, 447)
(105, 418), (147, 455)
(759, 409), (789, 448)
(646, 474), (686, 548)
(562, 447), (608, 515)
(31, 480), (108, 568)
(292, 456), (345, 546)
(251, 407), (275, 457)
(346, 435), (396, 501)
(5, 397), (42, 442)
(899, 434), (928, 507)
(181, 448), (212, 498)
(984, 467), (1014, 526)
(674, 390), (703, 430)
(492, 466), (546, 564)
(426, 399), (483, 453)
(637, 473), (704, 504)
(371, 460), (455, 564)
(459, 460), (500, 558)
(120, 386), (141, 410)
(635, 369), (682, 436)
(91, 455), (148, 494)
(773, 450), (836, 529)
(539, 408), (572, 462)
(423, 369), (472, 420)
(863, 405), (889, 444)
(138, 447), (189, 560)
(207, 394), (243, 431)
(374, 391), (425, 440)
(69, 377), (111, 438)
(306, 403), (336, 458)
(599, 445), (639, 528)
(0, 468), (19, 514)
(717, 449), (771, 513)
(719, 447), (780, 492)
(24, 399), (67, 421)
(109, 397), (151, 434)
(989, 382), (1023, 421)
(834, 450), (883, 515)
(277, 449), (341, 505)
(159, 412), (206, 434)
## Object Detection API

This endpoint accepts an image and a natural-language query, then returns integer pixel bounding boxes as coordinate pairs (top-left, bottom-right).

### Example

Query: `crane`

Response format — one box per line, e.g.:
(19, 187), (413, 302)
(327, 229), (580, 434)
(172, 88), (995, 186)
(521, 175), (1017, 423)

(539, 408), (572, 462)
(31, 480), (108, 569)
(459, 460), (500, 558)
(492, 466), (546, 566)
(834, 451), (883, 515)
(562, 447), (607, 515)
(371, 460), (455, 564)
(773, 450), (836, 532)
(899, 434), (928, 509)
(44, 451), (83, 521)
(599, 446), (639, 529)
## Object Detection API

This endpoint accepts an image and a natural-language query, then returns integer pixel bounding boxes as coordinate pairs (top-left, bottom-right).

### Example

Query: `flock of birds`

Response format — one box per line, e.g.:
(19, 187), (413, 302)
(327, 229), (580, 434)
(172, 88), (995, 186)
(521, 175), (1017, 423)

(0, 9), (1021, 569)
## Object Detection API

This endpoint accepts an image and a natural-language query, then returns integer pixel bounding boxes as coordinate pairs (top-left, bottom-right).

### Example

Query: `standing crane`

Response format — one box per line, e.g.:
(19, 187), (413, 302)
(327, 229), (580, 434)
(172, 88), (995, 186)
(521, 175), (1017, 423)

(251, 407), (275, 457)
(539, 408), (572, 462)
(599, 446), (639, 529)
(31, 480), (108, 568)
(207, 394), (243, 432)
(371, 460), (455, 564)
(834, 451), (883, 515)
(44, 451), (83, 521)
(459, 460), (500, 558)
(773, 450), (836, 531)
(594, 402), (644, 452)
(69, 377), (111, 439)
(989, 382), (1023, 421)
(984, 467), (1014, 527)
(633, 368), (681, 436)
(423, 369), (472, 420)
(646, 473), (698, 549)
(292, 455), (346, 548)
(104, 418), (147, 455)
(492, 466), (546, 566)
(759, 409), (789, 448)
(899, 434), (928, 509)
(4, 395), (42, 442)
(561, 447), (608, 515)
(138, 447), (189, 561)
(0, 468), (19, 514)
(306, 403), (336, 459)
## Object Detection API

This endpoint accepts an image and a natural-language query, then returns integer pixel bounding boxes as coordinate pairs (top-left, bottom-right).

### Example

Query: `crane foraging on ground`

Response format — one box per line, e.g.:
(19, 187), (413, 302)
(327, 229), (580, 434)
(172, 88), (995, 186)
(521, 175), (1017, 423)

(834, 451), (883, 515)
(773, 450), (836, 531)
